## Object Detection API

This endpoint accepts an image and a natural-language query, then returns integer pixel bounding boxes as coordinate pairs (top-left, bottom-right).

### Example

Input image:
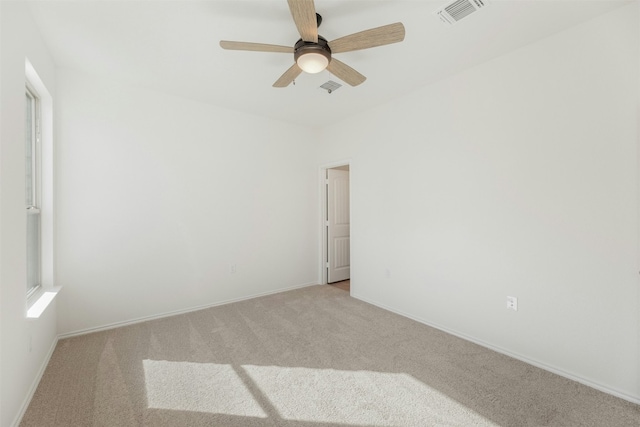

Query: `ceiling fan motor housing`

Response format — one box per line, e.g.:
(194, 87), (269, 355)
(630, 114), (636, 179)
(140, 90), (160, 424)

(294, 36), (332, 66)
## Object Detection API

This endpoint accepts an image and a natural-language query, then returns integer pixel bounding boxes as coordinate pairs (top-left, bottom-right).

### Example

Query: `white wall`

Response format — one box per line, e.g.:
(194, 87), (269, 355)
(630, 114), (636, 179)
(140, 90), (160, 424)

(316, 4), (639, 401)
(55, 69), (319, 335)
(0, 2), (58, 426)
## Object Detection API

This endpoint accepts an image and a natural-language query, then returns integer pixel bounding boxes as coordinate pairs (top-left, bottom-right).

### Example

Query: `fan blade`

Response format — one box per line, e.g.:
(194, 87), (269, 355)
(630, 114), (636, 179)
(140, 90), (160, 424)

(326, 58), (366, 87)
(273, 63), (303, 88)
(329, 22), (405, 54)
(220, 41), (293, 53)
(287, 0), (318, 43)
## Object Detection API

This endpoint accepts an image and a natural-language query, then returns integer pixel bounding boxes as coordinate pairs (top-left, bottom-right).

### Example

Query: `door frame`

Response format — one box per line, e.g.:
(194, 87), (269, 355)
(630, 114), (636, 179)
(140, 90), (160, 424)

(319, 160), (352, 285)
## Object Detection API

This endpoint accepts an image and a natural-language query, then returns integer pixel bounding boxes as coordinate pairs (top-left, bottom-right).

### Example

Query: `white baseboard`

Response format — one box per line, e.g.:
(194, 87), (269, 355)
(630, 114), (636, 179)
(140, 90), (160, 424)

(351, 292), (640, 406)
(59, 282), (318, 339)
(11, 336), (59, 427)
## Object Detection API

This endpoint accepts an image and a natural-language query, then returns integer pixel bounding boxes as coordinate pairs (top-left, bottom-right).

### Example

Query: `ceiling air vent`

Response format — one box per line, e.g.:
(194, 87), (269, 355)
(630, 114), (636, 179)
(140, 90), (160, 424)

(436, 0), (489, 25)
(320, 80), (342, 94)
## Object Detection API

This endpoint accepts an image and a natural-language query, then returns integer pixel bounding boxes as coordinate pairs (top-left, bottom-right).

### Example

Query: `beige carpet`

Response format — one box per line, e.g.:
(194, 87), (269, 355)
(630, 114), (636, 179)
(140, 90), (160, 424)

(21, 285), (640, 426)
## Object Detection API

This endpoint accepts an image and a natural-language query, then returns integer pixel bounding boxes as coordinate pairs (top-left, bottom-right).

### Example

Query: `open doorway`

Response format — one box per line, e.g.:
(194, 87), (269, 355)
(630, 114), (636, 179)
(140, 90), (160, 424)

(321, 164), (351, 290)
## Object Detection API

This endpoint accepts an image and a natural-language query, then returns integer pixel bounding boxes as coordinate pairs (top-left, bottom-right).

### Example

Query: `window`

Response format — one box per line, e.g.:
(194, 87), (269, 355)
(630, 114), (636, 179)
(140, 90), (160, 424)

(25, 58), (58, 318)
(25, 85), (41, 299)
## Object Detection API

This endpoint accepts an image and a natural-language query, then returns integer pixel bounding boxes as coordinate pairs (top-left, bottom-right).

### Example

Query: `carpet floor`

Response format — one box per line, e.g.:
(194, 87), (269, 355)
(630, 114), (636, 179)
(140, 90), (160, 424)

(20, 285), (640, 426)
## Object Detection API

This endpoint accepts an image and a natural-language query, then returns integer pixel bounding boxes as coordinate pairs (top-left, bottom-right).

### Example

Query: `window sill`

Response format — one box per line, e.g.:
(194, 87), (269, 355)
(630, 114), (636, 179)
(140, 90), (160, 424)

(27, 286), (61, 319)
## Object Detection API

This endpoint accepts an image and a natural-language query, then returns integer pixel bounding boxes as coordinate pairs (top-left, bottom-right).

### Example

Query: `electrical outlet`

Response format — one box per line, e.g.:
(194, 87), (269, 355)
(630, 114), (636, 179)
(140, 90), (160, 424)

(230, 264), (237, 274)
(506, 296), (518, 311)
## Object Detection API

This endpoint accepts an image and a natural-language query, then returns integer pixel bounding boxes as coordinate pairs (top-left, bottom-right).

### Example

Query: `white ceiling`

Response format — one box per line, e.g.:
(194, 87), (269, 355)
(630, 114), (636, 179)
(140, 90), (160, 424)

(28, 0), (630, 128)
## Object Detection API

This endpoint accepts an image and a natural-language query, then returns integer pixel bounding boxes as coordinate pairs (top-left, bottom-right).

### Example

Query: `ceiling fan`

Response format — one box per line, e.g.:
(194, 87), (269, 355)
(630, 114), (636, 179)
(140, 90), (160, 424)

(220, 0), (405, 88)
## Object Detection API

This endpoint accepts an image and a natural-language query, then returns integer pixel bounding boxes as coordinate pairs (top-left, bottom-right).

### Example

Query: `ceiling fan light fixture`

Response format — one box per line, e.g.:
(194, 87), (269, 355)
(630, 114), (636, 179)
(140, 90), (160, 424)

(294, 36), (331, 74)
(220, 2), (406, 88)
(297, 52), (329, 73)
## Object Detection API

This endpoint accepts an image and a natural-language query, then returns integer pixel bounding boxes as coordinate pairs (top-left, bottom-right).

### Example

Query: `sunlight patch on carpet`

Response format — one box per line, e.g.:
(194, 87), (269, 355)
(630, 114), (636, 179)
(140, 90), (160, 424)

(142, 360), (266, 417)
(242, 365), (498, 426)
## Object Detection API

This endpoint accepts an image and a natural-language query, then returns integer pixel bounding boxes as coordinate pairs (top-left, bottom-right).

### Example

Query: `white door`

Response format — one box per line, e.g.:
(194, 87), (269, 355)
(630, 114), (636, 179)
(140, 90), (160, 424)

(327, 169), (350, 283)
